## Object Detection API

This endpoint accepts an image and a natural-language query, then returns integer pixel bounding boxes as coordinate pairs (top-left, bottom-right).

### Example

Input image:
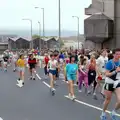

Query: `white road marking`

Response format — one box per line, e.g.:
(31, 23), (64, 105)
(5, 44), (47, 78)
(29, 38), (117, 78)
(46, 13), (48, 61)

(0, 117), (3, 120)
(64, 95), (120, 117)
(36, 73), (41, 80)
(42, 81), (56, 91)
(41, 74), (120, 117)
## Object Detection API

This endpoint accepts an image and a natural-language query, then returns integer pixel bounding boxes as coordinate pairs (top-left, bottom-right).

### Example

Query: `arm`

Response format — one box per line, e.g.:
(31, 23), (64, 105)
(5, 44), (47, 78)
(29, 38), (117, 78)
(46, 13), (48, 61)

(96, 58), (101, 74)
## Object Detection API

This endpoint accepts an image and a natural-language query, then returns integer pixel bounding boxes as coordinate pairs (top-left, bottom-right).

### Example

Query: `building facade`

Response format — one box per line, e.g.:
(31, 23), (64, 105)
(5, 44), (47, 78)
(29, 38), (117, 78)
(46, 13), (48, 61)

(84, 0), (120, 49)
(8, 37), (59, 50)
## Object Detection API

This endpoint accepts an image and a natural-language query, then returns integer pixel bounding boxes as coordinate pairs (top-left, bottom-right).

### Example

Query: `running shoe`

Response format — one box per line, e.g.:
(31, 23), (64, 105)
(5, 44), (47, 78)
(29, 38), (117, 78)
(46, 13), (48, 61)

(4, 69), (7, 72)
(87, 91), (91, 94)
(78, 90), (82, 93)
(51, 89), (55, 96)
(29, 76), (32, 80)
(33, 77), (36, 80)
(93, 94), (97, 100)
(50, 88), (55, 96)
(110, 111), (118, 120)
(71, 95), (76, 101)
(16, 82), (23, 88)
(100, 114), (107, 120)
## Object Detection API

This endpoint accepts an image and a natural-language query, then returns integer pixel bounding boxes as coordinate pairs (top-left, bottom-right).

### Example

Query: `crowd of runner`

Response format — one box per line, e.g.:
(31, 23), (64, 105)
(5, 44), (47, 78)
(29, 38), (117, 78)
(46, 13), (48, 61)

(0, 48), (120, 120)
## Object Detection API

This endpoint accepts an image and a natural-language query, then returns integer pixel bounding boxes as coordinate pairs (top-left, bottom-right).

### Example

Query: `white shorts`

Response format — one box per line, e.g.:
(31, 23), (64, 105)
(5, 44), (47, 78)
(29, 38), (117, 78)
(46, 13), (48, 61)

(4, 62), (7, 65)
(18, 67), (25, 72)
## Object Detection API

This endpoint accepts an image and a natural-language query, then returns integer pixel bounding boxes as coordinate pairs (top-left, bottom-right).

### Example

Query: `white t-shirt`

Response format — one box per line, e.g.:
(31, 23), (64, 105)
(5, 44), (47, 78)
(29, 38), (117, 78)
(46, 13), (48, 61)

(48, 59), (58, 70)
(96, 56), (108, 73)
(12, 54), (18, 62)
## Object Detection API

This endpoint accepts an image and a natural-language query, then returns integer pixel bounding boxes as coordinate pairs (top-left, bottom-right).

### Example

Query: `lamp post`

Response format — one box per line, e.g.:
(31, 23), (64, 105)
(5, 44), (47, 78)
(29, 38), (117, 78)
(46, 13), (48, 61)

(35, 7), (45, 48)
(38, 21), (41, 50)
(22, 19), (33, 49)
(72, 16), (80, 49)
(58, 0), (61, 50)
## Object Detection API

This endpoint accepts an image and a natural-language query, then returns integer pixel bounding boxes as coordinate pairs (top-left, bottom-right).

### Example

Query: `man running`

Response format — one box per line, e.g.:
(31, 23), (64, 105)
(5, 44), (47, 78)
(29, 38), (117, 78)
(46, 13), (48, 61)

(100, 48), (120, 120)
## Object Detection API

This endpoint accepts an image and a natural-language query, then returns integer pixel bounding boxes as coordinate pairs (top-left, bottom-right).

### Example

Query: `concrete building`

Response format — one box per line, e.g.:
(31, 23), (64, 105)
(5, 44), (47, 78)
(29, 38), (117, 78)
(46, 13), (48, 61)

(84, 0), (120, 49)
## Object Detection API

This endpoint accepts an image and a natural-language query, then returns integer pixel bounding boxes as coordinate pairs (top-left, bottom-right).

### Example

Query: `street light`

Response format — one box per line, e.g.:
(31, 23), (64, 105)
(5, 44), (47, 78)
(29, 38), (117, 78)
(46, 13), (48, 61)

(38, 21), (41, 50)
(72, 16), (80, 49)
(35, 7), (45, 48)
(58, 0), (61, 50)
(22, 19), (33, 49)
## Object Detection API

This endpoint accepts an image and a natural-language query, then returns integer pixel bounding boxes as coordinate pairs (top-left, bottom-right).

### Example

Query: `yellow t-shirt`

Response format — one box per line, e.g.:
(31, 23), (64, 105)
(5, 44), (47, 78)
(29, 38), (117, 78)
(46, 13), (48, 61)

(17, 59), (25, 67)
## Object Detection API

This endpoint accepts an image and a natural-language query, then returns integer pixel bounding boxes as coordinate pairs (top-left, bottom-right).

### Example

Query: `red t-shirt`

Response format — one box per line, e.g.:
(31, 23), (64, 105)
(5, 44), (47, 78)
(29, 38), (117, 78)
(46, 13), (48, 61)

(44, 57), (49, 65)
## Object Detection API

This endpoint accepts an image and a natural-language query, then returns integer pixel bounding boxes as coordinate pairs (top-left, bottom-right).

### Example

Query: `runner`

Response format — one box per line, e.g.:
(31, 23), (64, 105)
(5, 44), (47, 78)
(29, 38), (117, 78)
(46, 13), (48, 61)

(48, 53), (58, 96)
(43, 53), (50, 79)
(66, 55), (78, 100)
(78, 58), (88, 93)
(100, 48), (120, 120)
(16, 54), (26, 87)
(87, 54), (97, 99)
(28, 54), (37, 80)
(0, 54), (3, 71)
(12, 52), (18, 72)
(96, 49), (108, 98)
(3, 53), (9, 72)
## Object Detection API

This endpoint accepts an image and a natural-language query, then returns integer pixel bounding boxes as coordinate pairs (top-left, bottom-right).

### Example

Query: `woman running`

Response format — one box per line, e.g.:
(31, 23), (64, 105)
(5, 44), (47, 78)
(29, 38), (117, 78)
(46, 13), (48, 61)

(66, 55), (78, 100)
(28, 54), (37, 80)
(78, 58), (88, 93)
(87, 54), (97, 98)
(16, 54), (25, 87)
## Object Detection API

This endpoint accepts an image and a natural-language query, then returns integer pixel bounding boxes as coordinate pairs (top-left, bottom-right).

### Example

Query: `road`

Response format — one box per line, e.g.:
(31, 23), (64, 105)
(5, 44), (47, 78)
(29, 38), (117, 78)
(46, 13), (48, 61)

(0, 67), (119, 120)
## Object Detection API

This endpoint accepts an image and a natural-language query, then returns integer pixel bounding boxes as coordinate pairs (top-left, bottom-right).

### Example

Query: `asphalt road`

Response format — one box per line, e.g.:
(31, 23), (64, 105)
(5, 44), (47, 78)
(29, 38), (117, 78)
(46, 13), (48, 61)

(0, 67), (120, 120)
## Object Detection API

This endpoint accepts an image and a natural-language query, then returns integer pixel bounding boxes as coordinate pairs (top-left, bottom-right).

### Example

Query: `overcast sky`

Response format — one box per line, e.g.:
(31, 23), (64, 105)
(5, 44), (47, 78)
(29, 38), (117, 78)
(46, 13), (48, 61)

(0, 0), (91, 33)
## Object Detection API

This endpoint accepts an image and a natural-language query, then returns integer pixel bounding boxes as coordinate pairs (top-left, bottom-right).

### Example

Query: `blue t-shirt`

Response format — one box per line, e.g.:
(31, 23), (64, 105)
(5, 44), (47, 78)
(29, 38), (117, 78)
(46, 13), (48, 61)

(59, 54), (64, 59)
(105, 60), (120, 71)
(66, 63), (78, 75)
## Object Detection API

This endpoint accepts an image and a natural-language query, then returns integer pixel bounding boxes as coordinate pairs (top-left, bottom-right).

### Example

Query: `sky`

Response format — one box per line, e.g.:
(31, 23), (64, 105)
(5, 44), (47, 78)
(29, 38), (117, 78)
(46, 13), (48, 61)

(0, 0), (91, 34)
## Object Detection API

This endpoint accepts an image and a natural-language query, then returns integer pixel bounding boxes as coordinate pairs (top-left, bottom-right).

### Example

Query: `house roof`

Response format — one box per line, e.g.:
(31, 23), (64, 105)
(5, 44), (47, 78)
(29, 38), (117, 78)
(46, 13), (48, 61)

(9, 37), (31, 41)
(9, 36), (58, 42)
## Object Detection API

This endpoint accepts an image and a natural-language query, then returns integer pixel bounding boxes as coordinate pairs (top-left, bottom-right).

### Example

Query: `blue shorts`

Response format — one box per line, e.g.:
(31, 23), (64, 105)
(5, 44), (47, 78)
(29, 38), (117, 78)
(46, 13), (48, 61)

(67, 74), (76, 81)
(49, 69), (57, 75)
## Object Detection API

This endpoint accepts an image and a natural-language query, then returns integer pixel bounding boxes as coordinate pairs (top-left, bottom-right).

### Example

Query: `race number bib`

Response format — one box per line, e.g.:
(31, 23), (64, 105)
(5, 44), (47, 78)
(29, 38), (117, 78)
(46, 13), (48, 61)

(116, 72), (120, 80)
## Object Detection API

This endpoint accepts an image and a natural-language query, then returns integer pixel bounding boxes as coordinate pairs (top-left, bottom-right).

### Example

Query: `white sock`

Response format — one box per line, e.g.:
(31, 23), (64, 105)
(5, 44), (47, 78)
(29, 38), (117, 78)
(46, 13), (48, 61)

(101, 111), (106, 116)
(112, 109), (117, 114)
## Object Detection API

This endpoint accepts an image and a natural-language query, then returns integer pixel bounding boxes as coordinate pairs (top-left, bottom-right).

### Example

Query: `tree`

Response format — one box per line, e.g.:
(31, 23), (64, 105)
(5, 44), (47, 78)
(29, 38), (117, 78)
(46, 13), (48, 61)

(60, 40), (64, 47)
(32, 35), (41, 39)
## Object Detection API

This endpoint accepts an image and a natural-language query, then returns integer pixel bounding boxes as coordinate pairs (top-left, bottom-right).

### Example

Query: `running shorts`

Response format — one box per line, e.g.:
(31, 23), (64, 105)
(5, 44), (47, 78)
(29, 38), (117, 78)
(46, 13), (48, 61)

(18, 67), (25, 72)
(49, 69), (57, 75)
(29, 65), (36, 70)
(67, 74), (76, 81)
(104, 83), (120, 92)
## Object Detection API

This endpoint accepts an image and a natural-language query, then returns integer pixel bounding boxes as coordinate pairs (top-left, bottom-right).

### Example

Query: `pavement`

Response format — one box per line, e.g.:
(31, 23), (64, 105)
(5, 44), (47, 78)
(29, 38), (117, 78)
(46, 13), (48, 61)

(0, 67), (120, 120)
